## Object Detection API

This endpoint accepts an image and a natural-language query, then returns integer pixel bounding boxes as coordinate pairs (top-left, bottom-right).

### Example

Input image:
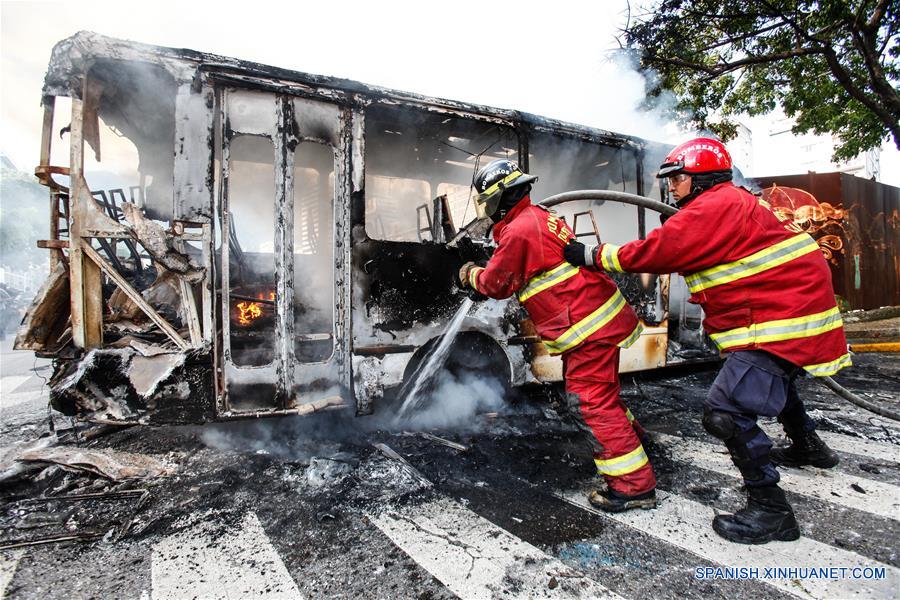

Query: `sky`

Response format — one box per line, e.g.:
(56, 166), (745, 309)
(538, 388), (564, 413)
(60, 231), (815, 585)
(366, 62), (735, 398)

(1, 0), (897, 184)
(0, 0), (673, 172)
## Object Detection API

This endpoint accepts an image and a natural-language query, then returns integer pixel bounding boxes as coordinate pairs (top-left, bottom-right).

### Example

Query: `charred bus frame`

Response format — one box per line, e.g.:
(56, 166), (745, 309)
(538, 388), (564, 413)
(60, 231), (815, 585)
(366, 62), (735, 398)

(16, 32), (715, 424)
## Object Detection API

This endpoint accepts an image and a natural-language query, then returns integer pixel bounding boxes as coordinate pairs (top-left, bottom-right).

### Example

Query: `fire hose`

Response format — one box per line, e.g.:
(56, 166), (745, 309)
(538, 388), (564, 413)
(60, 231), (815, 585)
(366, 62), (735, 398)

(539, 189), (900, 422)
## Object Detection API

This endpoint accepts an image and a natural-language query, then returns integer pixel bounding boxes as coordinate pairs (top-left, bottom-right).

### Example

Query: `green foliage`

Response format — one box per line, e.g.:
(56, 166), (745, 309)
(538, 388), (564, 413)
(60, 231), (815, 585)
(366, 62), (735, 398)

(625, 0), (899, 161)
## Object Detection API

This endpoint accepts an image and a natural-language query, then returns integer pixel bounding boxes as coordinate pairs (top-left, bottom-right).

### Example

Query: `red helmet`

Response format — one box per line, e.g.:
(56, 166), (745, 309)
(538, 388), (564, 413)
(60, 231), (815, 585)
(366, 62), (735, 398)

(656, 137), (732, 178)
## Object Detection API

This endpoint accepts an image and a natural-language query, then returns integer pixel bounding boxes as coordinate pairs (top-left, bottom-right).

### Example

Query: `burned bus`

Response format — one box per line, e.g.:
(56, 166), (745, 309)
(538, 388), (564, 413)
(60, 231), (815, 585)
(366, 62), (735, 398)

(15, 32), (715, 424)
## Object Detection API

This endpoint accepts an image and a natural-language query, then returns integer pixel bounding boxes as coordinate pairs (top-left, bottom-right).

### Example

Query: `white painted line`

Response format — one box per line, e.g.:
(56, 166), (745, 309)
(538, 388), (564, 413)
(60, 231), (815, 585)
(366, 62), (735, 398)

(151, 511), (302, 600)
(655, 433), (900, 521)
(758, 422), (900, 464)
(0, 549), (24, 599)
(368, 496), (622, 600)
(557, 487), (900, 600)
(0, 390), (45, 410)
(0, 376), (30, 399)
(808, 407), (900, 434)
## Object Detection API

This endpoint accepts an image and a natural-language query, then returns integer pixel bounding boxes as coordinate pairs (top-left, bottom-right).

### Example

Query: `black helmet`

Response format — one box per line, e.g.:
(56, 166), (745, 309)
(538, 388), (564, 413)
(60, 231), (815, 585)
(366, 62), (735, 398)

(473, 159), (538, 218)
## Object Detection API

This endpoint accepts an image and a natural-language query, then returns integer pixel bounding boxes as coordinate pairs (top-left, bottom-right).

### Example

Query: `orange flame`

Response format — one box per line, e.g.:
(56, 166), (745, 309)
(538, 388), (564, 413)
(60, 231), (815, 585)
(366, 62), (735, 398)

(237, 301), (263, 326)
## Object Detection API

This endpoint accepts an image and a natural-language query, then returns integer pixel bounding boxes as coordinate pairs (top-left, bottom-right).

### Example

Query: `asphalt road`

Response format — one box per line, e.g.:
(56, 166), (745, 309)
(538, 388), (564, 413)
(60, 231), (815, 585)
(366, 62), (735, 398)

(1, 344), (898, 599)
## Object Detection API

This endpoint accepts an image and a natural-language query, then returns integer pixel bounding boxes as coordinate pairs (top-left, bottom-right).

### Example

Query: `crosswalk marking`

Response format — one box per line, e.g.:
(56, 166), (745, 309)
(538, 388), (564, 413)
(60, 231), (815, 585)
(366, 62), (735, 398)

(151, 511), (302, 600)
(0, 376), (30, 399)
(758, 422), (900, 464)
(654, 433), (900, 521)
(368, 496), (622, 600)
(556, 486), (900, 600)
(808, 407), (900, 434)
(0, 389), (44, 410)
(0, 549), (24, 599)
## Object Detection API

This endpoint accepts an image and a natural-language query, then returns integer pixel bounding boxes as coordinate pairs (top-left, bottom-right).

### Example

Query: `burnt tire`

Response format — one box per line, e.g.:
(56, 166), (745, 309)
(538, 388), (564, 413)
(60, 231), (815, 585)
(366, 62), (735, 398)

(401, 331), (512, 401)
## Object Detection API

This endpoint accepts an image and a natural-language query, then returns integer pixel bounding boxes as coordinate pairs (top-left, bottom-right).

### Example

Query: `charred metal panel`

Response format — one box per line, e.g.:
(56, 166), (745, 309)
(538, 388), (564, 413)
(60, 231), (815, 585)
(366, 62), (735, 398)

(14, 262), (70, 354)
(219, 89), (279, 411)
(352, 240), (463, 334)
(218, 88), (350, 415)
(334, 105), (355, 405)
(620, 325), (667, 372)
(608, 273), (665, 326)
(49, 349), (214, 424)
(274, 97), (295, 408)
(174, 82), (215, 222)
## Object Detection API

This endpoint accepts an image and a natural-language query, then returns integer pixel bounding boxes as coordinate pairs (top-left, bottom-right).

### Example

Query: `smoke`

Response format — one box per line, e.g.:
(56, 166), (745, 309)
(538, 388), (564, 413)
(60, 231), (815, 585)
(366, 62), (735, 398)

(200, 362), (511, 460)
(444, 28), (679, 145)
(198, 410), (363, 461)
(398, 370), (507, 431)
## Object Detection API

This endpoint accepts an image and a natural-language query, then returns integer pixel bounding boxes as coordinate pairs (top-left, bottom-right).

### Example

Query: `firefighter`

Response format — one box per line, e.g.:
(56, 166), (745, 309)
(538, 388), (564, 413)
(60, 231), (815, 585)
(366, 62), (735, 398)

(458, 159), (657, 512)
(564, 137), (847, 544)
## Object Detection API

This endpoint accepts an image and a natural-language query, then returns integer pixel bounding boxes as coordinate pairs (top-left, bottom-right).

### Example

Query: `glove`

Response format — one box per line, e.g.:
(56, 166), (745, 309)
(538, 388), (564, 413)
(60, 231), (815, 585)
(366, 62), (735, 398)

(458, 261), (477, 288)
(466, 288), (489, 302)
(564, 239), (596, 268)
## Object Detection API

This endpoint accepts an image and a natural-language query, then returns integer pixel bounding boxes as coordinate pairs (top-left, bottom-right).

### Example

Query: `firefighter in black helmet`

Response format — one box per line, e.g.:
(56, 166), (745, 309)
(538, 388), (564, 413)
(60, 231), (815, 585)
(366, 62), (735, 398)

(459, 159), (658, 511)
(472, 159), (538, 223)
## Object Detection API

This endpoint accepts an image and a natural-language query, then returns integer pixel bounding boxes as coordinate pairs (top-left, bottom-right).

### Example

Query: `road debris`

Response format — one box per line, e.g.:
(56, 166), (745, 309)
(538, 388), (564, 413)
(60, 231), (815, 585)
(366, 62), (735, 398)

(306, 456), (353, 488)
(0, 489), (150, 550)
(418, 432), (468, 452)
(17, 447), (173, 480)
(373, 443), (432, 488)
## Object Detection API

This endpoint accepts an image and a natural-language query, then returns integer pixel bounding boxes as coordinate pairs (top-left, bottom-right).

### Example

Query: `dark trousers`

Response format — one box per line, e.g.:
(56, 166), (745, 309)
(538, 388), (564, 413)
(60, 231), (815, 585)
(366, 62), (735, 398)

(705, 350), (816, 487)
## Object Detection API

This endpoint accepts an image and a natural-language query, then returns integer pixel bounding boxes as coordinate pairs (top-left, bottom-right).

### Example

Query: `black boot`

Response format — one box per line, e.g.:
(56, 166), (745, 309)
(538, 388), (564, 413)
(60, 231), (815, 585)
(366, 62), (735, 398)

(712, 485), (800, 544)
(770, 430), (839, 468)
(588, 487), (657, 513)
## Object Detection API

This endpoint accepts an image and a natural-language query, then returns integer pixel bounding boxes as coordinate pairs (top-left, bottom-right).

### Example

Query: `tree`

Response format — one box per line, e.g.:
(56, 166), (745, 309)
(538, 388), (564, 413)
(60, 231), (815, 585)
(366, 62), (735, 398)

(623, 0), (899, 161)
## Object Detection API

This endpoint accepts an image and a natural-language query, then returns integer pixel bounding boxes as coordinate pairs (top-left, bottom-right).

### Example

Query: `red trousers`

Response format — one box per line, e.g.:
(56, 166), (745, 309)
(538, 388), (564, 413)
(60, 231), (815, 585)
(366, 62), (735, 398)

(563, 341), (656, 495)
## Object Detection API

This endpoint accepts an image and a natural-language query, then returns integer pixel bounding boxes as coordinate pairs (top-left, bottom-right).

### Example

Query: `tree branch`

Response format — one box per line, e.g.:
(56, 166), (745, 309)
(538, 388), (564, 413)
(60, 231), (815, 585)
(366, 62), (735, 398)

(877, 18), (897, 56)
(754, 0), (828, 45)
(681, 8), (769, 20)
(695, 21), (786, 53)
(645, 46), (823, 79)
(865, 0), (890, 32)
(849, 29), (900, 116)
(820, 46), (900, 148)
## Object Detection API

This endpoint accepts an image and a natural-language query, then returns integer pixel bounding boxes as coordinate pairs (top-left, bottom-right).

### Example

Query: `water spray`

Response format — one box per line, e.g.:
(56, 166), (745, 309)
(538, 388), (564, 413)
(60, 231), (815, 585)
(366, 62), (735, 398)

(395, 298), (475, 421)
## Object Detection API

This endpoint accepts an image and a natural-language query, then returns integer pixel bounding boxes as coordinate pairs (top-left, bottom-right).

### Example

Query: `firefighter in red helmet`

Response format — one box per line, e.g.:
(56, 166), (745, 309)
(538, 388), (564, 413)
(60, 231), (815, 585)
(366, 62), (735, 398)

(565, 137), (847, 544)
(459, 158), (658, 512)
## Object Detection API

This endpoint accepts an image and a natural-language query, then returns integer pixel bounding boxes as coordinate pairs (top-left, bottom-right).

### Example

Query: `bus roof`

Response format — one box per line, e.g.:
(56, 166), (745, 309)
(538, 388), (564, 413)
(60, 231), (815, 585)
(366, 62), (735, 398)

(44, 31), (667, 152)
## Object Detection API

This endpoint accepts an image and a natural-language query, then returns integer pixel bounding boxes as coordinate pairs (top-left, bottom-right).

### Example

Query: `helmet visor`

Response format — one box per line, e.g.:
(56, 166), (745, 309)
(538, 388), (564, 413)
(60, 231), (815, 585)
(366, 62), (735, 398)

(656, 160), (684, 178)
(476, 170), (537, 217)
(475, 188), (503, 217)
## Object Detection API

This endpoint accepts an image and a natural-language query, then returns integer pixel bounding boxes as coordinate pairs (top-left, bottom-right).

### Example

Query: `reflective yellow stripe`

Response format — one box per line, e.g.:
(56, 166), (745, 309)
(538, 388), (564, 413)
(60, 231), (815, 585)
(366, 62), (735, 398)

(685, 233), (819, 293)
(543, 291), (629, 355)
(803, 352), (852, 377)
(600, 244), (624, 272)
(517, 262), (580, 302)
(625, 408), (635, 423)
(478, 170), (523, 201)
(617, 323), (643, 348)
(709, 306), (843, 350)
(594, 444), (649, 477)
(468, 266), (484, 291)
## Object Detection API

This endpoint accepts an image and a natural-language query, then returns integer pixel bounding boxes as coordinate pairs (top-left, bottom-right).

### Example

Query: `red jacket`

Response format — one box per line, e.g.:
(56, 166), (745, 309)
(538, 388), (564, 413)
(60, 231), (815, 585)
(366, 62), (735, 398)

(469, 198), (641, 356)
(594, 183), (849, 376)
